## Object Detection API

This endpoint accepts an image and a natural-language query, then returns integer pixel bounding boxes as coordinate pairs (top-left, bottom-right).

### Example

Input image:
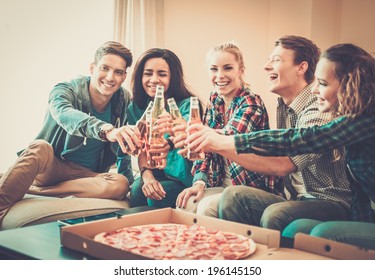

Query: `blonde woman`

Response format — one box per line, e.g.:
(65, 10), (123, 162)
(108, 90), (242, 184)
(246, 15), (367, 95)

(175, 42), (280, 216)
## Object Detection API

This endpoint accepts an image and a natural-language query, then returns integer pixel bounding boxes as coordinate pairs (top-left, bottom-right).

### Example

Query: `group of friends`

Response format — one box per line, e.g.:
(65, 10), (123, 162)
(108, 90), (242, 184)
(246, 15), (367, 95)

(0, 35), (374, 251)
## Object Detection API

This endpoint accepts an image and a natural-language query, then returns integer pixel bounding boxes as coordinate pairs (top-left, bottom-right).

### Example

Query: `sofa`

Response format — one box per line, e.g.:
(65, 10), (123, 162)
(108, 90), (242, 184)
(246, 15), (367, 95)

(0, 194), (130, 230)
(0, 159), (139, 231)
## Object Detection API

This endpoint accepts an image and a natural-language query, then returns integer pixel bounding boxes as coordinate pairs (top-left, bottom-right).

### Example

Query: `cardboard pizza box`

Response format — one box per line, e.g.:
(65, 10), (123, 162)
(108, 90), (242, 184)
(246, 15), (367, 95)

(293, 233), (375, 260)
(59, 208), (335, 260)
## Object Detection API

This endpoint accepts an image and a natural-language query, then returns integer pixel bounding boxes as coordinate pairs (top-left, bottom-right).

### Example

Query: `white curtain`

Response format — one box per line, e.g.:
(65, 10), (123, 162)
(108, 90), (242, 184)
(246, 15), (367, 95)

(114, 0), (165, 61)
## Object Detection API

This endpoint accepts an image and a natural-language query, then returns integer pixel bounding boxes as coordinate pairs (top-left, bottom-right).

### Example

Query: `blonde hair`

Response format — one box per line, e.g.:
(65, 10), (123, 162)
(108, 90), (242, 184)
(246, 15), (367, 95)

(206, 41), (249, 87)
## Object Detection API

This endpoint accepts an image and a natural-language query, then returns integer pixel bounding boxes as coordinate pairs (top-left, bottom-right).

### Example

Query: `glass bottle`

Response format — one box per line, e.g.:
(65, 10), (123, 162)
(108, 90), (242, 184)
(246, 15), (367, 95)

(167, 98), (187, 135)
(147, 85), (166, 168)
(187, 96), (205, 160)
(167, 97), (188, 157)
(125, 101), (153, 156)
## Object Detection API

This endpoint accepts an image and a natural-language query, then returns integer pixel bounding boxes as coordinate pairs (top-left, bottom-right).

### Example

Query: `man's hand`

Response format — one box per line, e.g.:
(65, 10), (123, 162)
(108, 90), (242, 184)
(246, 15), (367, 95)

(106, 125), (142, 154)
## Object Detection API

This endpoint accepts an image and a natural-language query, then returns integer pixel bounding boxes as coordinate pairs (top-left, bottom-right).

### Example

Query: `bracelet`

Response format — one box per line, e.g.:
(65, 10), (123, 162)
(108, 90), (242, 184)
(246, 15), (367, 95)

(193, 180), (207, 189)
(166, 138), (174, 151)
(140, 167), (152, 178)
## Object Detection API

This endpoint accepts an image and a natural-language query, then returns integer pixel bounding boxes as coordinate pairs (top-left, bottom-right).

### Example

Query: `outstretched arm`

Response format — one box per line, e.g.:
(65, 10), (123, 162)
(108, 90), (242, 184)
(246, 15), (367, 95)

(186, 124), (296, 176)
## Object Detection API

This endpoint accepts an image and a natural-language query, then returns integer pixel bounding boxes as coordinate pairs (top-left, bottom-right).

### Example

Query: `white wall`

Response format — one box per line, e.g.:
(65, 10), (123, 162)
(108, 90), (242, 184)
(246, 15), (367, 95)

(164, 0), (375, 128)
(1, 0), (374, 172)
(340, 0), (375, 56)
(0, 0), (114, 172)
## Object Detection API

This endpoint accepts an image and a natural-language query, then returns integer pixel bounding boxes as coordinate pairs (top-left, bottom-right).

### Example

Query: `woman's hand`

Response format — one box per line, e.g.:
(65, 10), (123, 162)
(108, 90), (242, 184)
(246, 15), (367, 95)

(141, 170), (166, 200)
(172, 122), (188, 157)
(155, 112), (173, 135)
(148, 139), (169, 169)
(176, 182), (205, 209)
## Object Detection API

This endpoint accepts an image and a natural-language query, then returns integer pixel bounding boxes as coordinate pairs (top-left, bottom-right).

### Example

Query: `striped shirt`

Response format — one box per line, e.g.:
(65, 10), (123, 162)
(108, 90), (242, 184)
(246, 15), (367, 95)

(234, 114), (375, 222)
(192, 87), (284, 196)
(237, 84), (352, 209)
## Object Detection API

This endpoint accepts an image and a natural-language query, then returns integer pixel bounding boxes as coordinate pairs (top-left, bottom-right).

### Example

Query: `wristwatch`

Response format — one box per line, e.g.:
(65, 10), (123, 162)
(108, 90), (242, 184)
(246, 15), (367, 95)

(140, 167), (152, 178)
(166, 138), (174, 151)
(99, 123), (115, 141)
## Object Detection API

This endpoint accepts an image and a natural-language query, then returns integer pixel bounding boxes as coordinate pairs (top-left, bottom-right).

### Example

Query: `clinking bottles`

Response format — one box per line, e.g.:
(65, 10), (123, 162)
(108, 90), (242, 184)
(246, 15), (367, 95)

(187, 96), (205, 160)
(167, 97), (188, 157)
(125, 101), (153, 156)
(167, 98), (187, 135)
(147, 85), (166, 168)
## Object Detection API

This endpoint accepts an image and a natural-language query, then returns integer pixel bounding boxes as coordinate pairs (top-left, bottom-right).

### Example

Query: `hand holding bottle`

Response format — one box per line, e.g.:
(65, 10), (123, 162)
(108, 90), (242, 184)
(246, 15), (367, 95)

(167, 97), (188, 156)
(106, 125), (142, 154)
(147, 138), (169, 169)
(185, 123), (236, 153)
(173, 122), (188, 156)
(155, 111), (173, 135)
(186, 97), (204, 160)
(124, 101), (153, 156)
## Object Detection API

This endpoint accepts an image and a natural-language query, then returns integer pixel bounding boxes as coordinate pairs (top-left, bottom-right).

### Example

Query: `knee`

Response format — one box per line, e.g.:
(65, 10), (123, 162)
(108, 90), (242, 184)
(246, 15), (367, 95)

(24, 140), (53, 157)
(196, 196), (219, 218)
(282, 219), (321, 238)
(260, 203), (287, 230)
(309, 222), (339, 239)
(106, 174), (129, 200)
(219, 186), (240, 211)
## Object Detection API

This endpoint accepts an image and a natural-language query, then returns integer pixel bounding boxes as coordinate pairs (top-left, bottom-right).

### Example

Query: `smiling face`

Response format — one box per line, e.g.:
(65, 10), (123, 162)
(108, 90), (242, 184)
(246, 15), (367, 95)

(142, 57), (171, 98)
(208, 50), (244, 101)
(264, 45), (303, 98)
(89, 54), (127, 99)
(312, 58), (340, 113)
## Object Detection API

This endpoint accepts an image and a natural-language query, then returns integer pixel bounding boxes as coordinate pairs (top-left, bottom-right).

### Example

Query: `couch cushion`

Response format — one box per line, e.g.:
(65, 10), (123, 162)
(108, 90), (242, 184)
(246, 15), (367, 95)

(1, 194), (129, 230)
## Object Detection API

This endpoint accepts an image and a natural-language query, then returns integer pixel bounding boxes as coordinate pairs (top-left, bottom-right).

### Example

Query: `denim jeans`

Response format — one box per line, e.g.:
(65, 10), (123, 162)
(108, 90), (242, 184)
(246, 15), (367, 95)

(218, 185), (350, 231)
(283, 218), (375, 250)
(130, 170), (186, 208)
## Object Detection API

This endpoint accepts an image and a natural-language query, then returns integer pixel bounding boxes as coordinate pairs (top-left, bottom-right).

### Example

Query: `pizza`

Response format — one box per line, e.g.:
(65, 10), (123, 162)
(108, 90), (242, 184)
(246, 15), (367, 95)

(94, 223), (256, 260)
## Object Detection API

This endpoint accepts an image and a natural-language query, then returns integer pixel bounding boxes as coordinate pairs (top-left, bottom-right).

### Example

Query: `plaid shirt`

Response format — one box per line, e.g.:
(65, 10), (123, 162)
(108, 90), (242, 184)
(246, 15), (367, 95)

(192, 87), (284, 196)
(236, 84), (352, 209)
(235, 114), (375, 222)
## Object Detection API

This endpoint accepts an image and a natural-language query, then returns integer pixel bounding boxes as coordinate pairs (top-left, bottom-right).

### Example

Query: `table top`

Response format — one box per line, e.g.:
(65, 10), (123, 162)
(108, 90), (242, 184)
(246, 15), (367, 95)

(0, 206), (154, 260)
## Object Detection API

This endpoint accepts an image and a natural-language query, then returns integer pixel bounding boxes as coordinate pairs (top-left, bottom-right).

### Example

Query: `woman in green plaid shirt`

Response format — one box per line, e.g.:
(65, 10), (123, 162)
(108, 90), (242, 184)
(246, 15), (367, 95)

(187, 43), (375, 250)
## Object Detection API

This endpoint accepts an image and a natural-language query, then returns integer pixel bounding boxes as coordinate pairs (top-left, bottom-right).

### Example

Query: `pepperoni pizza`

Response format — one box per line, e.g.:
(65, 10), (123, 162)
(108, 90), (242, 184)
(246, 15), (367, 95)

(94, 223), (256, 260)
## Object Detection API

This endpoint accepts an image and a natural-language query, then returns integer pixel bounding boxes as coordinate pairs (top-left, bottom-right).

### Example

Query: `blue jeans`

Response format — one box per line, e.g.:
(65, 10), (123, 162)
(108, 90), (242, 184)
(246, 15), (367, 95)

(218, 186), (349, 231)
(283, 219), (375, 250)
(130, 170), (186, 208)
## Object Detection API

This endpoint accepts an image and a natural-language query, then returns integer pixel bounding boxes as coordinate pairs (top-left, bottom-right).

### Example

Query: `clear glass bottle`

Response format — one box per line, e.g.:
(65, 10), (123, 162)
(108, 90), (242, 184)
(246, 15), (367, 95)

(125, 101), (153, 156)
(167, 97), (188, 157)
(187, 96), (205, 160)
(167, 98), (187, 135)
(147, 85), (166, 168)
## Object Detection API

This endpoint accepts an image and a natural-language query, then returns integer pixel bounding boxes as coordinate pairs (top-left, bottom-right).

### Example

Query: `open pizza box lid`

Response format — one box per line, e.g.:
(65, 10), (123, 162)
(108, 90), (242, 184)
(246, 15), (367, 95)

(59, 208), (349, 260)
